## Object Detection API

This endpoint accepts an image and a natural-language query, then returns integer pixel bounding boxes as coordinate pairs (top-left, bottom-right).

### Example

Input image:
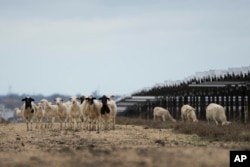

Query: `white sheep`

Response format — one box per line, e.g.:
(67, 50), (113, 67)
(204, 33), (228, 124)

(21, 97), (38, 131)
(181, 104), (198, 122)
(68, 96), (82, 130)
(99, 95), (117, 130)
(78, 95), (89, 130)
(85, 96), (102, 131)
(14, 107), (23, 122)
(153, 107), (176, 122)
(40, 99), (58, 129)
(33, 102), (45, 129)
(54, 97), (70, 129)
(206, 103), (231, 125)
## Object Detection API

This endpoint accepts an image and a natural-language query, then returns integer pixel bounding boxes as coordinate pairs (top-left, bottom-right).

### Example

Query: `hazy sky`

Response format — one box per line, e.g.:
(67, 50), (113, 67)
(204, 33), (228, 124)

(0, 0), (250, 96)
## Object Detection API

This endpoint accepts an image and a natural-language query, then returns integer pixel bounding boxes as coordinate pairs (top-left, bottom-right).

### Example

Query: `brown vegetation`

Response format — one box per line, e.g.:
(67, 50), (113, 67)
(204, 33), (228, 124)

(0, 116), (249, 167)
(117, 117), (250, 144)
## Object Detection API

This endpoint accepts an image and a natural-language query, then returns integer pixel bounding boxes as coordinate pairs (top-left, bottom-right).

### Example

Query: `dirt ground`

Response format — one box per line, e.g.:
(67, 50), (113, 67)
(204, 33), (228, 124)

(0, 122), (241, 167)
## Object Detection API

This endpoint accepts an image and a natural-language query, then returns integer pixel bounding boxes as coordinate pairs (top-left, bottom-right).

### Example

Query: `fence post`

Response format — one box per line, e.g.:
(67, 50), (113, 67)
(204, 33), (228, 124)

(173, 96), (177, 119)
(184, 95), (188, 104)
(235, 94), (240, 121)
(240, 86), (246, 123)
(225, 90), (230, 119)
(138, 104), (141, 119)
(229, 89), (234, 120)
(200, 94), (206, 119)
(146, 100), (150, 120)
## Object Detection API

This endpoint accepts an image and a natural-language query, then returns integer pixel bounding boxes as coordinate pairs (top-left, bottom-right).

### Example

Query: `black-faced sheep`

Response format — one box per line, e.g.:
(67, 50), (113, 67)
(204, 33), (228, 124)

(98, 95), (117, 130)
(21, 97), (37, 131)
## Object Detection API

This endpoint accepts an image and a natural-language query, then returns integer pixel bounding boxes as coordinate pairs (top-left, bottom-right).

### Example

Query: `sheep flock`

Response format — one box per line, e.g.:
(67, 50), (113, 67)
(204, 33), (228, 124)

(16, 95), (232, 131)
(17, 95), (117, 131)
(153, 103), (231, 126)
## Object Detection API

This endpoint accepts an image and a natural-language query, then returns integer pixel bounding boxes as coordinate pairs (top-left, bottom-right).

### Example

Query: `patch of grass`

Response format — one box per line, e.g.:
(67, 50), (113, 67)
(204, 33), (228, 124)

(172, 121), (250, 142)
(116, 116), (250, 142)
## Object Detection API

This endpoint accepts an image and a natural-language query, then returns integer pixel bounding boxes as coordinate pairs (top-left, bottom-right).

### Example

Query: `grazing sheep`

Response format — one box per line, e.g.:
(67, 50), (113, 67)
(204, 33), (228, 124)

(206, 103), (231, 125)
(98, 95), (117, 130)
(21, 97), (37, 131)
(85, 96), (102, 131)
(34, 102), (45, 129)
(153, 107), (176, 122)
(181, 104), (198, 122)
(68, 96), (82, 129)
(40, 99), (58, 129)
(14, 107), (23, 122)
(54, 97), (70, 129)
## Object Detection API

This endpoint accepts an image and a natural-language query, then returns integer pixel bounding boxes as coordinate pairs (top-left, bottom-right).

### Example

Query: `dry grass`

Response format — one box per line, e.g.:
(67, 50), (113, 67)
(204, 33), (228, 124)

(116, 116), (250, 143)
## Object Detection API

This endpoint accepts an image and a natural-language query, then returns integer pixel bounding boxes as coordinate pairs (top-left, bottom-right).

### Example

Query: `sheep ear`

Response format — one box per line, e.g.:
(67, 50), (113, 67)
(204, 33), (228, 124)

(21, 98), (26, 101)
(31, 98), (35, 101)
(61, 99), (64, 102)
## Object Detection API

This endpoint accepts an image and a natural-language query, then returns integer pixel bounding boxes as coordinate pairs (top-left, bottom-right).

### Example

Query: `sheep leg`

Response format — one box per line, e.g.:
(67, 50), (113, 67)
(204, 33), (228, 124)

(64, 120), (67, 129)
(214, 119), (218, 125)
(39, 119), (43, 129)
(162, 116), (165, 122)
(60, 121), (62, 130)
(26, 121), (29, 131)
(113, 116), (116, 130)
(35, 119), (38, 129)
(30, 122), (32, 131)
(97, 118), (100, 131)
(77, 119), (81, 129)
(88, 120), (91, 130)
(89, 120), (92, 131)
(207, 118), (210, 124)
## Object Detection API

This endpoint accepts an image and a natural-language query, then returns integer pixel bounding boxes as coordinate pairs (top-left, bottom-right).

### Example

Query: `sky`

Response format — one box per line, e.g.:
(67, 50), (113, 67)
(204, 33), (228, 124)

(0, 0), (250, 96)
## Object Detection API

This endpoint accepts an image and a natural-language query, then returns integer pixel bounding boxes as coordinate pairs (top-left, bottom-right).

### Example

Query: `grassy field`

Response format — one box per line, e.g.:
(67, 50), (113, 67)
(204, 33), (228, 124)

(116, 116), (250, 143)
(0, 116), (248, 167)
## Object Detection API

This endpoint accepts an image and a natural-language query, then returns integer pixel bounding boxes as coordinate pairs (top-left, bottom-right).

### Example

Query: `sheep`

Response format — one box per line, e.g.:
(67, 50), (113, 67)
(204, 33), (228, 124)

(181, 104), (198, 122)
(98, 95), (117, 130)
(54, 97), (70, 129)
(40, 99), (58, 129)
(68, 96), (82, 129)
(206, 103), (231, 125)
(84, 96), (102, 131)
(78, 95), (89, 129)
(153, 107), (176, 122)
(14, 107), (23, 122)
(21, 97), (38, 131)
(33, 102), (45, 129)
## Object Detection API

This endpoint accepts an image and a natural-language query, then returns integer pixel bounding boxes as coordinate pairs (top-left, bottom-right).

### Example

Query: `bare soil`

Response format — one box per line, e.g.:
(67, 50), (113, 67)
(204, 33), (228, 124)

(0, 122), (241, 167)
